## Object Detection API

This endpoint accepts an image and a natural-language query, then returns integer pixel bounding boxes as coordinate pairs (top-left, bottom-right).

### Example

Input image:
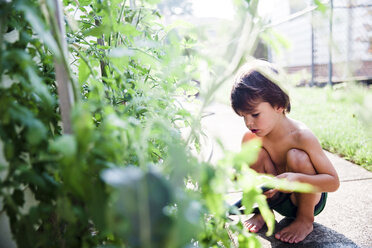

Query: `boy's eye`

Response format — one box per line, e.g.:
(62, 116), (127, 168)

(252, 113), (260, 118)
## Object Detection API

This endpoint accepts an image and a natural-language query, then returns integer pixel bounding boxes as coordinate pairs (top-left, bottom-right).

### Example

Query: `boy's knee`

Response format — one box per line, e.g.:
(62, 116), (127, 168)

(258, 148), (270, 162)
(242, 131), (258, 144)
(251, 148), (271, 173)
(286, 149), (312, 172)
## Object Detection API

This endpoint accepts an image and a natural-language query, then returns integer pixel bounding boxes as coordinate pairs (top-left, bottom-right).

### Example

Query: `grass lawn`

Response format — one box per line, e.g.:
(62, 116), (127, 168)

(288, 85), (372, 172)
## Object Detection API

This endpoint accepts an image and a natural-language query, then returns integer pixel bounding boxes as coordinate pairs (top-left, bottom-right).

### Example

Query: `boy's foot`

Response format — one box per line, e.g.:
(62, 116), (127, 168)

(275, 218), (313, 243)
(244, 213), (265, 233)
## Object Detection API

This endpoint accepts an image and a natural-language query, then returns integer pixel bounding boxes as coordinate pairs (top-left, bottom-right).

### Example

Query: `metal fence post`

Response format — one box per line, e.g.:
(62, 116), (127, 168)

(347, 0), (353, 76)
(311, 10), (315, 86)
(328, 0), (333, 86)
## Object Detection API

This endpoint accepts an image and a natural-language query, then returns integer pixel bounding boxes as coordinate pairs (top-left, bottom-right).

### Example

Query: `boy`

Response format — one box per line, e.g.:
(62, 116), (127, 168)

(230, 61), (339, 244)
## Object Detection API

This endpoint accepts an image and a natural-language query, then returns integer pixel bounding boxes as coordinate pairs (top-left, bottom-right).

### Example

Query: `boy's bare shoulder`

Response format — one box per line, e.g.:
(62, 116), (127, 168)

(290, 119), (319, 146)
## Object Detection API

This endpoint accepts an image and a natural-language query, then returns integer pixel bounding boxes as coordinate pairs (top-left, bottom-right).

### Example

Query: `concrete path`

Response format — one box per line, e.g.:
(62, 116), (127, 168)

(201, 102), (372, 248)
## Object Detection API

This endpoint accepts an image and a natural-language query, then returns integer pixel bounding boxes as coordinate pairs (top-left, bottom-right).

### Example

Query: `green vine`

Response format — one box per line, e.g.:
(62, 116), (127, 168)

(0, 0), (311, 247)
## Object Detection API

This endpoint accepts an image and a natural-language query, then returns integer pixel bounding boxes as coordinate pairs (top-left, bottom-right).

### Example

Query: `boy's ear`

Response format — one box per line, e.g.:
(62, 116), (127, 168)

(275, 106), (284, 113)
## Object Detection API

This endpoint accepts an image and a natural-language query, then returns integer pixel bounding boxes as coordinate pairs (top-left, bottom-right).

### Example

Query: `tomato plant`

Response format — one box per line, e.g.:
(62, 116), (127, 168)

(0, 0), (312, 247)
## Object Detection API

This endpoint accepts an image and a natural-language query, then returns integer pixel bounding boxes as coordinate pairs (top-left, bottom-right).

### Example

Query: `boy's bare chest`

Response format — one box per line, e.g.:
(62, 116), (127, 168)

(263, 140), (294, 173)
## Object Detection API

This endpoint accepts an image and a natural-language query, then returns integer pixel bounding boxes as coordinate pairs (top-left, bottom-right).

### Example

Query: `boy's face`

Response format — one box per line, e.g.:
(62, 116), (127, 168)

(239, 101), (283, 137)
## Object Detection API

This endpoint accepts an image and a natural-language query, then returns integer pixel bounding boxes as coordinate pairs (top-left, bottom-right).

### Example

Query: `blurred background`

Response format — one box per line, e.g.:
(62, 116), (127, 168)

(160, 0), (372, 88)
(1, 0), (371, 247)
(157, 0), (372, 168)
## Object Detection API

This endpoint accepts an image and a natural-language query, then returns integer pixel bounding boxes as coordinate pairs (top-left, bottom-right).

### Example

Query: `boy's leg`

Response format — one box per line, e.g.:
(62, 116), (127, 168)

(242, 132), (278, 232)
(242, 132), (277, 175)
(275, 149), (322, 243)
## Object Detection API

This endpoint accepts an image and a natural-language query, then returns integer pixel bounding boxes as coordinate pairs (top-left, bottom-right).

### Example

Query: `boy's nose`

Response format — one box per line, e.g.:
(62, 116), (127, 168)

(244, 116), (253, 127)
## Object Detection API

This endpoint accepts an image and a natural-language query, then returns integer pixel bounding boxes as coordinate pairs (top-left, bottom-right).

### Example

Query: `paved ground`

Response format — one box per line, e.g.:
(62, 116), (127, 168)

(1, 101), (370, 248)
(201, 102), (372, 248)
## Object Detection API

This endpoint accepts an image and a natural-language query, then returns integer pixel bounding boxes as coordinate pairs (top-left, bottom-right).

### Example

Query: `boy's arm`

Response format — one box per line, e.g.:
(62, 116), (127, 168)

(280, 130), (340, 192)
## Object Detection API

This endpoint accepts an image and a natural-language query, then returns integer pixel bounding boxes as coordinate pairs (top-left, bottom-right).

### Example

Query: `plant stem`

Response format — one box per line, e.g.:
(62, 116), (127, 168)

(115, 0), (127, 47)
(47, 0), (79, 103)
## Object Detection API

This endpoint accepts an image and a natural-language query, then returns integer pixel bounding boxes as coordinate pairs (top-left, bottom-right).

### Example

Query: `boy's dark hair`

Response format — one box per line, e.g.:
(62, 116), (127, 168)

(231, 64), (291, 115)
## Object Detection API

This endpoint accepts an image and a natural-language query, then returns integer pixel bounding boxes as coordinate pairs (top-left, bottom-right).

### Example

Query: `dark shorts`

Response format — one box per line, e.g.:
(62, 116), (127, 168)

(272, 192), (328, 218)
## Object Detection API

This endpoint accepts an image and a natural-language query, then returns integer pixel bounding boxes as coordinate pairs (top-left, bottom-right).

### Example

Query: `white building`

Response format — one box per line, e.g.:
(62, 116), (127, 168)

(267, 0), (372, 83)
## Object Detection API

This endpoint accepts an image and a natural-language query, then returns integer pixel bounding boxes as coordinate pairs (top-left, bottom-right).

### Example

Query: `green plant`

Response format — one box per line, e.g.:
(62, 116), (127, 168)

(0, 0), (312, 247)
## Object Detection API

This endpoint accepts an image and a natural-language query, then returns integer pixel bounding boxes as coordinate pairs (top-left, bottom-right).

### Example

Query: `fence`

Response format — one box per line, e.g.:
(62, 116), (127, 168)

(270, 0), (372, 86)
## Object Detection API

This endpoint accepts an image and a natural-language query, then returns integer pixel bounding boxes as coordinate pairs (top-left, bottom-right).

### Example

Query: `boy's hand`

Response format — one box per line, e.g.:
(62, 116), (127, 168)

(276, 172), (299, 182)
(260, 172), (301, 198)
(263, 189), (279, 199)
(274, 172), (301, 194)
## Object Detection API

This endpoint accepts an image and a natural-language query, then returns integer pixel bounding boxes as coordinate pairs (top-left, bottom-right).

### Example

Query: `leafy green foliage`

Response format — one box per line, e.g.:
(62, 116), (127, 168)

(0, 0), (313, 247)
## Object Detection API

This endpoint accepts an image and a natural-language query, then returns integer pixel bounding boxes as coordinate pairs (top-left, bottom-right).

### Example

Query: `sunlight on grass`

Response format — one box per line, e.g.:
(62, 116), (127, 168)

(288, 86), (372, 171)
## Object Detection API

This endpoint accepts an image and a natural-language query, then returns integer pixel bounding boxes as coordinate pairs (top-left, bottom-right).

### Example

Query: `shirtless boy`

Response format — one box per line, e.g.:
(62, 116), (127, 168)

(230, 61), (340, 244)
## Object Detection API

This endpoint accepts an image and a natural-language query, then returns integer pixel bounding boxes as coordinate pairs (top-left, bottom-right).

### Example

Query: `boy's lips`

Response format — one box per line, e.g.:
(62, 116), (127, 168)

(251, 129), (258, 133)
